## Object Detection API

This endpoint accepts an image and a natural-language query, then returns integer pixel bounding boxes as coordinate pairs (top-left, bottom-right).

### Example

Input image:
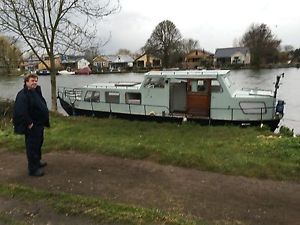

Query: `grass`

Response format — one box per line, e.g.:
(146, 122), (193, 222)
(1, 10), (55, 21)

(0, 213), (27, 225)
(0, 183), (204, 225)
(1, 112), (299, 181)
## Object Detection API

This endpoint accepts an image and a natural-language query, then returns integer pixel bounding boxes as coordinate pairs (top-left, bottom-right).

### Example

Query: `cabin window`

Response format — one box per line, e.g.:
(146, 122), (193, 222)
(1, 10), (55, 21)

(239, 102), (267, 114)
(105, 92), (120, 103)
(84, 91), (100, 102)
(92, 91), (100, 102)
(125, 92), (141, 104)
(84, 91), (93, 102)
(190, 80), (208, 93)
(211, 80), (223, 92)
(224, 76), (232, 88)
(144, 77), (165, 88)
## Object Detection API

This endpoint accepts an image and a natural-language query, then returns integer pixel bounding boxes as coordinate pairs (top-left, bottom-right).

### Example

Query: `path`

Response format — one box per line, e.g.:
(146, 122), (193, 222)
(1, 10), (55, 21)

(0, 150), (299, 225)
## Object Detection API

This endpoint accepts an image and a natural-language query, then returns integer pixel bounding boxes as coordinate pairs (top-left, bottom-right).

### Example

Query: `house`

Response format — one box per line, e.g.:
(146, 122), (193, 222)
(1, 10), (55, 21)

(92, 55), (110, 72)
(38, 54), (62, 70)
(23, 54), (40, 72)
(183, 49), (214, 69)
(77, 58), (90, 69)
(93, 55), (134, 72)
(134, 53), (161, 69)
(61, 55), (90, 71)
(214, 47), (251, 67)
(107, 55), (134, 72)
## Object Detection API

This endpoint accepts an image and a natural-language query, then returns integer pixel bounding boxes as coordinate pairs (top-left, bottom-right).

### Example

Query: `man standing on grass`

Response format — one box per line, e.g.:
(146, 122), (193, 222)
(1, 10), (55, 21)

(13, 73), (49, 177)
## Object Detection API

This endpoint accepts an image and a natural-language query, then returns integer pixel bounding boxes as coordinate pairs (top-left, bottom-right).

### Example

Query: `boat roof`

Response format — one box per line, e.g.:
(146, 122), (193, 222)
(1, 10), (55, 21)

(145, 70), (230, 79)
(84, 82), (141, 89)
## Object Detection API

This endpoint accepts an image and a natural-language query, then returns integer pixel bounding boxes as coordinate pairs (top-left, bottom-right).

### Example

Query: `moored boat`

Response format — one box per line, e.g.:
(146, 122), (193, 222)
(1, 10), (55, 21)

(36, 69), (50, 76)
(57, 70), (285, 131)
(75, 66), (91, 75)
(58, 70), (76, 75)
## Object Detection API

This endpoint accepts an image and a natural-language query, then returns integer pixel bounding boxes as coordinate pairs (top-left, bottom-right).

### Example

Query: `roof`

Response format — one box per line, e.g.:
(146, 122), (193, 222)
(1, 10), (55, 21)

(61, 55), (86, 64)
(188, 49), (214, 56)
(215, 47), (249, 58)
(134, 53), (161, 61)
(104, 55), (134, 63)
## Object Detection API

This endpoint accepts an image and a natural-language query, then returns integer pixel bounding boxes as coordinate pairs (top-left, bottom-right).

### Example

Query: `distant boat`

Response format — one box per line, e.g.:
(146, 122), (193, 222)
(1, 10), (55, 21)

(76, 66), (91, 75)
(58, 70), (285, 131)
(36, 69), (50, 76)
(58, 70), (76, 75)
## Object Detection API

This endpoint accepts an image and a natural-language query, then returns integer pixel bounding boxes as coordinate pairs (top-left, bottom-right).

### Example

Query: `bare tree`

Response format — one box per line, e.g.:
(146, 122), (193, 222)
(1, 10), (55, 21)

(143, 20), (182, 68)
(0, 0), (119, 111)
(116, 48), (132, 55)
(283, 45), (294, 52)
(241, 23), (281, 68)
(181, 38), (200, 54)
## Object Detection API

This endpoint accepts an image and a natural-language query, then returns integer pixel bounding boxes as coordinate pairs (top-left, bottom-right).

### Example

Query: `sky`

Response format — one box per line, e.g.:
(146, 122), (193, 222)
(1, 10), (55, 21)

(97, 0), (300, 54)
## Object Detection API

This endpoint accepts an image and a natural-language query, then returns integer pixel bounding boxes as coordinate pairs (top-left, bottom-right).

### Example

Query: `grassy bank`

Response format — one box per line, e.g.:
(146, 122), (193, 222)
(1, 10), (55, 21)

(1, 110), (299, 181)
(0, 184), (203, 225)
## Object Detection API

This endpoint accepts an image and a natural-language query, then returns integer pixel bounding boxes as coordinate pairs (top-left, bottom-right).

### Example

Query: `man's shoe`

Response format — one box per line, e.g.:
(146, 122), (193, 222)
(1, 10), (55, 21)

(39, 161), (47, 168)
(29, 168), (44, 177)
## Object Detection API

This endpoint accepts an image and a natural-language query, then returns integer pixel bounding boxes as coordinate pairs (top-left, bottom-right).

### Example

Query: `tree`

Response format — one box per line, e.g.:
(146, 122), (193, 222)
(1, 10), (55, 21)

(181, 38), (200, 54)
(283, 45), (294, 52)
(143, 20), (182, 68)
(84, 46), (101, 63)
(291, 48), (300, 63)
(241, 23), (281, 68)
(0, 35), (22, 75)
(0, 0), (119, 111)
(116, 48), (132, 55)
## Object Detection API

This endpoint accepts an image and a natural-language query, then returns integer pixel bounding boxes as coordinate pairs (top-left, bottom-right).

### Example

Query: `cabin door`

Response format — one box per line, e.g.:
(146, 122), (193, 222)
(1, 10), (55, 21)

(187, 79), (211, 117)
(170, 82), (187, 112)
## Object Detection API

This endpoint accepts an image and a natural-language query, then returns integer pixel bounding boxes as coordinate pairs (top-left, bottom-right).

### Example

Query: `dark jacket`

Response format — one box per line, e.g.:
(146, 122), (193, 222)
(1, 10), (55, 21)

(13, 85), (50, 134)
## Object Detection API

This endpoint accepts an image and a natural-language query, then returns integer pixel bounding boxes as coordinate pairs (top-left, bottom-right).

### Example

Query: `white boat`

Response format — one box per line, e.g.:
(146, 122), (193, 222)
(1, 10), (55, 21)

(57, 70), (285, 131)
(58, 70), (75, 75)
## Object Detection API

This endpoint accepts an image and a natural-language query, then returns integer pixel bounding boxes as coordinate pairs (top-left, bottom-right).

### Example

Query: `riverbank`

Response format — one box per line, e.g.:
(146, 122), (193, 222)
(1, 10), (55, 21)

(1, 102), (299, 224)
(1, 104), (299, 181)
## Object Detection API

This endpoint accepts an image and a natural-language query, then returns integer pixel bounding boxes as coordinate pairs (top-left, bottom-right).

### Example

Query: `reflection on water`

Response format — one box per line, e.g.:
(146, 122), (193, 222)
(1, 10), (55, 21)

(0, 69), (299, 134)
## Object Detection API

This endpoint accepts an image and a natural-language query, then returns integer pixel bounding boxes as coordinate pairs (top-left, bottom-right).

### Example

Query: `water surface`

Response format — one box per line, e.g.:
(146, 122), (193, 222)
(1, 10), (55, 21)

(1, 68), (299, 134)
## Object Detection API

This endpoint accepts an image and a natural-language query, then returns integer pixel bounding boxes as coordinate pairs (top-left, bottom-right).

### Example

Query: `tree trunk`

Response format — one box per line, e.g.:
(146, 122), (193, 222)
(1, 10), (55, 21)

(50, 57), (57, 111)
(51, 72), (57, 111)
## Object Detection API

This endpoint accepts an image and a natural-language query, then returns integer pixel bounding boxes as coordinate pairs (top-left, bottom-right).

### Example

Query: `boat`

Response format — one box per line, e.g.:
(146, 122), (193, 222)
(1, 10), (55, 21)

(36, 69), (50, 76)
(58, 70), (76, 75)
(75, 66), (91, 75)
(57, 70), (285, 131)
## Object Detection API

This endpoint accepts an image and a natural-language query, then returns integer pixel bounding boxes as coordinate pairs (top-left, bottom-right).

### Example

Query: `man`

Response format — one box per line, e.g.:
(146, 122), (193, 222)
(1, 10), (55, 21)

(13, 73), (50, 177)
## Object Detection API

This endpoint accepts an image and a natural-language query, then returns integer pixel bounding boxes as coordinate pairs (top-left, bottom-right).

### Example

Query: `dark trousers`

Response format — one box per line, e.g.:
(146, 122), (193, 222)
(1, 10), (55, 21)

(25, 125), (44, 173)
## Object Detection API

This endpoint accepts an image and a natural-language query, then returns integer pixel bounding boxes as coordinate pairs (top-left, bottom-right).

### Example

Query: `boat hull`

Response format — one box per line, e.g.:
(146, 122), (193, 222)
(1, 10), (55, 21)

(58, 97), (280, 131)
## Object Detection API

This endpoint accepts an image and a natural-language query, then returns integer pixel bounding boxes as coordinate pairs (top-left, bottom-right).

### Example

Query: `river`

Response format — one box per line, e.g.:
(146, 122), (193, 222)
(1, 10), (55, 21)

(0, 68), (299, 134)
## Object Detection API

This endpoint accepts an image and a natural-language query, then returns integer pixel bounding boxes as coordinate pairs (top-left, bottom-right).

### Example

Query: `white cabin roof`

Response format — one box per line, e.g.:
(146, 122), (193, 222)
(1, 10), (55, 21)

(145, 70), (230, 79)
(84, 82), (141, 90)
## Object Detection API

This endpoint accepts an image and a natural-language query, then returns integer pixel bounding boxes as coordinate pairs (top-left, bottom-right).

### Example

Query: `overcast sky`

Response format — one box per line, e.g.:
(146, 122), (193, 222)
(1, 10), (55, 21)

(98, 0), (300, 54)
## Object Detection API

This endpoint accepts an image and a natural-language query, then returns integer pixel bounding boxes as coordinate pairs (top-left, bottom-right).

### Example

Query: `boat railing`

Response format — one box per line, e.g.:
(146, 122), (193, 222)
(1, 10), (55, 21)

(58, 87), (277, 121)
(57, 87), (82, 104)
(208, 106), (276, 122)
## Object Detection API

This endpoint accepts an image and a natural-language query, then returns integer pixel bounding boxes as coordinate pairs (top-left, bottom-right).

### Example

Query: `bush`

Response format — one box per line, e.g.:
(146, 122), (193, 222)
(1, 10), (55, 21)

(0, 99), (14, 119)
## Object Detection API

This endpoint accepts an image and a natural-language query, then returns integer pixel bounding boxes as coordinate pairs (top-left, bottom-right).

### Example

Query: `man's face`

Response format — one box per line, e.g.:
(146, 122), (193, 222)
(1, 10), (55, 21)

(26, 77), (38, 90)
